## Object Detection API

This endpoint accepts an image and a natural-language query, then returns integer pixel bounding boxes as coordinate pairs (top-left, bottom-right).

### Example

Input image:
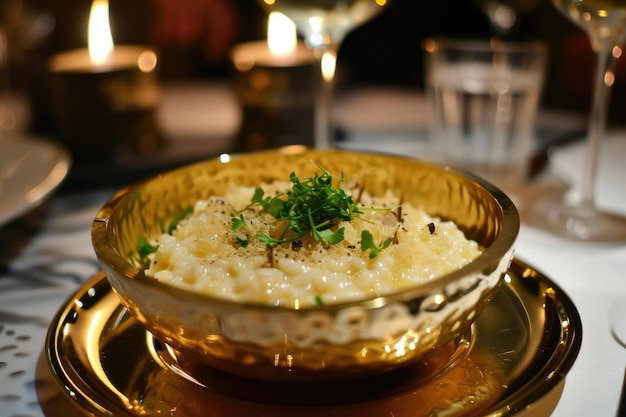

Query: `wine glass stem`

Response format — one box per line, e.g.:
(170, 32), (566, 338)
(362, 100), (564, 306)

(314, 48), (338, 149)
(581, 37), (617, 209)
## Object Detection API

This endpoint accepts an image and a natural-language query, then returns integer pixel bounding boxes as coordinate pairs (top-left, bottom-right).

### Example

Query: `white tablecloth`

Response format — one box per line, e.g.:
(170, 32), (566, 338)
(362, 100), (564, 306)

(518, 134), (626, 417)
(1, 84), (625, 417)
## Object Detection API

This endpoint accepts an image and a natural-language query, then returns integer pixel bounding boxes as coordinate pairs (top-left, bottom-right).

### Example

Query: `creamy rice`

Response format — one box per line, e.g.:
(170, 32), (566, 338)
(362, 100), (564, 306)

(145, 181), (481, 307)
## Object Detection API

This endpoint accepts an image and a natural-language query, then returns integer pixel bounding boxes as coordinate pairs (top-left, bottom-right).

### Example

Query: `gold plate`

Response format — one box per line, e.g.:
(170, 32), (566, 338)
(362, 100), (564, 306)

(36, 259), (581, 417)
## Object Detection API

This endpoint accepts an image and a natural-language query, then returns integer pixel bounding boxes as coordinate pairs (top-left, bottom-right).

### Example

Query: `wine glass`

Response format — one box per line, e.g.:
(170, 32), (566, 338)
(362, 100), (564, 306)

(473, 0), (539, 37)
(532, 0), (626, 241)
(257, 0), (390, 149)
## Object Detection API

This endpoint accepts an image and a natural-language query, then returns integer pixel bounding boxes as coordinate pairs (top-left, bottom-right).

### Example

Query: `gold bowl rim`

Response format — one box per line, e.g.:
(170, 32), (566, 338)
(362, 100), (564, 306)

(91, 148), (520, 312)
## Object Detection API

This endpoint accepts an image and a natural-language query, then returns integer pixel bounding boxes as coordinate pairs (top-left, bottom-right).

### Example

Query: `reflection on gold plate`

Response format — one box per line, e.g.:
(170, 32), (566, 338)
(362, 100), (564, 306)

(36, 259), (581, 417)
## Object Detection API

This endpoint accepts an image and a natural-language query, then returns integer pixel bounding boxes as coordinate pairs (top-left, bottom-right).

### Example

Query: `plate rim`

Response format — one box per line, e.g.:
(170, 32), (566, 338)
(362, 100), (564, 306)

(0, 136), (71, 227)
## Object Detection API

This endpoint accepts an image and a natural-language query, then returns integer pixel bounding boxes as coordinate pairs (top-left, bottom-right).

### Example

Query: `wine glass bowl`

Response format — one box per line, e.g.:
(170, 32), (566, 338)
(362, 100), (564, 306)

(257, 0), (390, 148)
(552, 0), (626, 48)
(531, 0), (626, 242)
(259, 0), (389, 51)
(473, 0), (539, 36)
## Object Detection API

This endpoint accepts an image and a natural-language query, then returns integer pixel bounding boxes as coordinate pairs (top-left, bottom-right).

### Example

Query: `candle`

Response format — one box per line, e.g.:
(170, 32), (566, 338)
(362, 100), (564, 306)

(230, 12), (316, 151)
(48, 0), (163, 163)
(49, 45), (158, 74)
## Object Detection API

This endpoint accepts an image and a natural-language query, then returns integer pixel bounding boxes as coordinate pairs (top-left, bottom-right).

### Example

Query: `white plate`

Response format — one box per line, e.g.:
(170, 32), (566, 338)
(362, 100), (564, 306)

(0, 136), (71, 227)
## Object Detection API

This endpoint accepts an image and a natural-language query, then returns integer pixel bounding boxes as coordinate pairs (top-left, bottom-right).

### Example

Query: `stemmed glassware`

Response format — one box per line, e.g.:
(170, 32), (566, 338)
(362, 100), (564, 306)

(473, 0), (539, 37)
(532, 0), (626, 241)
(257, 0), (390, 149)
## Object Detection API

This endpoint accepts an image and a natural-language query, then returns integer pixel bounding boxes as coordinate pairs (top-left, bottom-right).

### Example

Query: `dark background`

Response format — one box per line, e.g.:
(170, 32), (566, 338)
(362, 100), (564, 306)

(5, 0), (626, 133)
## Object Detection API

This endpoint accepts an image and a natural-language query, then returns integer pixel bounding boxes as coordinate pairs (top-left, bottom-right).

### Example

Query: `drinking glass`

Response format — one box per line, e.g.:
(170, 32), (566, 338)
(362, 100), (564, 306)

(257, 0), (389, 148)
(532, 0), (626, 241)
(423, 38), (547, 189)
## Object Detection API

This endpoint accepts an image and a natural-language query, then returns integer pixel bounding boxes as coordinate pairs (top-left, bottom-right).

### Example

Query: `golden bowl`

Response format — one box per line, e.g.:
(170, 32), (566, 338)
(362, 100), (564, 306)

(91, 148), (519, 382)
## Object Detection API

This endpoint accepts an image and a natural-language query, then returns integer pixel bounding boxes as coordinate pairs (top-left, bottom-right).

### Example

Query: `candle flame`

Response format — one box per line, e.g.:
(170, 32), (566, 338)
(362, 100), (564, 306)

(88, 0), (114, 65)
(267, 12), (296, 55)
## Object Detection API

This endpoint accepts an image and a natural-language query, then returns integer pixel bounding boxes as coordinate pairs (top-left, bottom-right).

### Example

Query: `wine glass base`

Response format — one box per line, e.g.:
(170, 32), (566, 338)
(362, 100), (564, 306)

(610, 301), (626, 348)
(531, 199), (626, 242)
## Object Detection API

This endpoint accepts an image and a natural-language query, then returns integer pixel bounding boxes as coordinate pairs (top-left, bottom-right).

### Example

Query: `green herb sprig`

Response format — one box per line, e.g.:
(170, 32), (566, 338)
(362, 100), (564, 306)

(360, 230), (393, 259)
(231, 162), (398, 258)
(137, 235), (159, 266)
(233, 162), (362, 247)
(137, 208), (193, 267)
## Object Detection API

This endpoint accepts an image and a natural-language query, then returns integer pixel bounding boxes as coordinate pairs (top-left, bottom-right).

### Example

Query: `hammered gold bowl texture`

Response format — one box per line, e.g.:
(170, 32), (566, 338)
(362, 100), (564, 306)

(91, 148), (519, 382)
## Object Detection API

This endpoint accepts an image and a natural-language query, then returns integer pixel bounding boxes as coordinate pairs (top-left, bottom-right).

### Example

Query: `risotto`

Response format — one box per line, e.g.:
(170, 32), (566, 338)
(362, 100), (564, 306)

(145, 170), (481, 308)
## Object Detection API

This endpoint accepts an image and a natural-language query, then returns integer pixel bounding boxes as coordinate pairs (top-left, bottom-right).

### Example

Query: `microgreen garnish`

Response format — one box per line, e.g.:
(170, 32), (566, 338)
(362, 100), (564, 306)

(137, 235), (159, 267)
(314, 295), (325, 306)
(232, 162), (362, 246)
(167, 207), (193, 234)
(137, 208), (193, 267)
(236, 235), (249, 248)
(360, 230), (393, 259)
(231, 162), (397, 258)
(232, 213), (246, 232)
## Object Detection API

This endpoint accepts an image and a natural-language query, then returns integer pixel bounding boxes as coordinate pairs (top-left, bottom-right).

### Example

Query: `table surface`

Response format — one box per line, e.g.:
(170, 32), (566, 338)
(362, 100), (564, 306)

(1, 83), (625, 417)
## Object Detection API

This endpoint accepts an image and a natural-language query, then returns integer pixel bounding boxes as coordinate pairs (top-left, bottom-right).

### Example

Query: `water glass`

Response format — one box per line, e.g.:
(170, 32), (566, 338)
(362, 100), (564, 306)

(423, 38), (547, 187)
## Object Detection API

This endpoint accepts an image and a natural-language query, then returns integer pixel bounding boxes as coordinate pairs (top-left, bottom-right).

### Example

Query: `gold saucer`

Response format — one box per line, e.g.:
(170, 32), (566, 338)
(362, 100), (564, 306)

(36, 259), (581, 417)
